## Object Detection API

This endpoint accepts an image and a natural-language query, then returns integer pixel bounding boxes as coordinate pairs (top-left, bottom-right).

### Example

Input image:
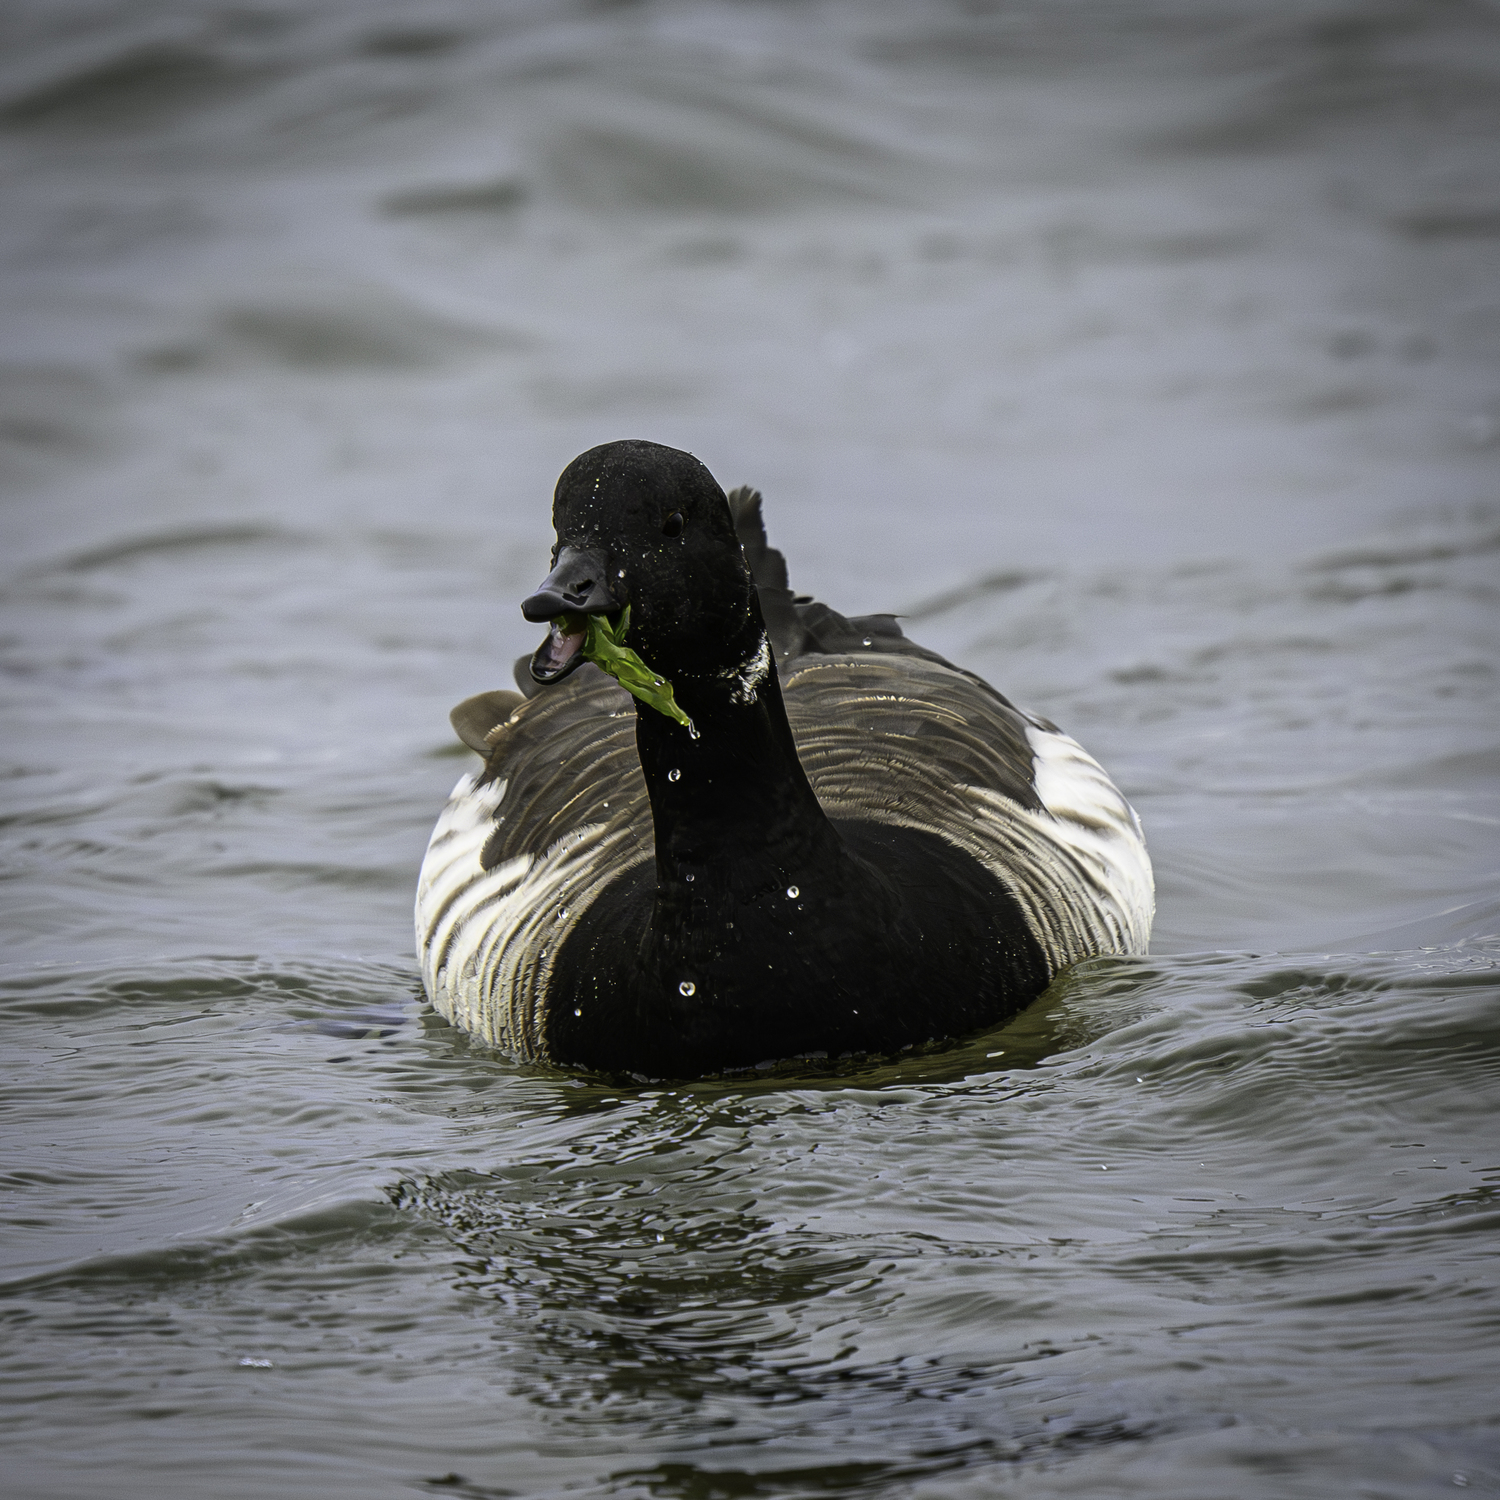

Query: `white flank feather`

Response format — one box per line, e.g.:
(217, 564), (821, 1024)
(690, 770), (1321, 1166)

(415, 771), (646, 1054)
(1014, 720), (1154, 962)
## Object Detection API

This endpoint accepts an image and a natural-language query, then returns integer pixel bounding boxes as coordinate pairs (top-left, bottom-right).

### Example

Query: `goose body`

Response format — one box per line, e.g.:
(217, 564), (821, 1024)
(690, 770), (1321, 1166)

(416, 441), (1152, 1077)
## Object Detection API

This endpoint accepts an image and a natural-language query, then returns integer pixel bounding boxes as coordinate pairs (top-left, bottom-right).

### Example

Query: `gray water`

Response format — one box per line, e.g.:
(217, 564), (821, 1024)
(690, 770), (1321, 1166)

(2, 1), (1499, 1495)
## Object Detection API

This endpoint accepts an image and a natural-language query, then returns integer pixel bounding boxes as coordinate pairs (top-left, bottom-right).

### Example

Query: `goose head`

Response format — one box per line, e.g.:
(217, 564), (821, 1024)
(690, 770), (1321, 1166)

(522, 440), (761, 688)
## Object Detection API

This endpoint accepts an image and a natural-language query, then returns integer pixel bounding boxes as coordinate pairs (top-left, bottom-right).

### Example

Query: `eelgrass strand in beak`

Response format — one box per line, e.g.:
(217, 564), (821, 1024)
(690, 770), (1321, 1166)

(561, 607), (695, 733)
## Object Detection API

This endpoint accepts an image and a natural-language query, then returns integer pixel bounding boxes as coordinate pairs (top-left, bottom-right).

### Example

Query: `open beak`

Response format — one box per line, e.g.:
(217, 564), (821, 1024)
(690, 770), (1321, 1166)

(522, 545), (624, 685)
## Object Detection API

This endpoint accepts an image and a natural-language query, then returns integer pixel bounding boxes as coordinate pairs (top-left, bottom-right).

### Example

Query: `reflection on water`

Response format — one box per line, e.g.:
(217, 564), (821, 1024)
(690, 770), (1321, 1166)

(1, 0), (1498, 1496)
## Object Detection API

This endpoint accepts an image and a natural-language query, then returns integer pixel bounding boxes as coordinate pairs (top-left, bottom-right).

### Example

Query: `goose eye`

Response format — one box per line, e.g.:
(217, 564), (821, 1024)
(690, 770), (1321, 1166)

(661, 511), (684, 538)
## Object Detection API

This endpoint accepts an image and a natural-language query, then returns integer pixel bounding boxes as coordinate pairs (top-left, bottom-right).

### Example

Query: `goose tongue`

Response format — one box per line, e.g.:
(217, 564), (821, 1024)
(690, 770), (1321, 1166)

(530, 617), (586, 683)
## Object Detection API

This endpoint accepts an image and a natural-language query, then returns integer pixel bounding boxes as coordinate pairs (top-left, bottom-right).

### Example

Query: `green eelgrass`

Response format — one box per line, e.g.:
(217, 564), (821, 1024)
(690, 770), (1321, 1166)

(558, 606), (695, 733)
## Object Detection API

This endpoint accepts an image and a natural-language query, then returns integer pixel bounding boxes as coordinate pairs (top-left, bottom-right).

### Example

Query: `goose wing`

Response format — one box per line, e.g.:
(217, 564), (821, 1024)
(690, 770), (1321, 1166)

(728, 486), (1152, 963)
(726, 485), (959, 675)
(781, 652), (1154, 971)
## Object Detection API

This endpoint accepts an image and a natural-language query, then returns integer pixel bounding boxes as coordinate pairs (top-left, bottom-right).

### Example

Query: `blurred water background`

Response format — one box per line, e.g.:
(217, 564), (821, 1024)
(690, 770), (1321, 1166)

(2, 1), (1499, 1496)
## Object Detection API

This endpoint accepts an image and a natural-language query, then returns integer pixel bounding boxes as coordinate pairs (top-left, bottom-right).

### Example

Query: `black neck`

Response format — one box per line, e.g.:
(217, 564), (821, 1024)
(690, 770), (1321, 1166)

(633, 642), (843, 893)
(624, 605), (917, 1039)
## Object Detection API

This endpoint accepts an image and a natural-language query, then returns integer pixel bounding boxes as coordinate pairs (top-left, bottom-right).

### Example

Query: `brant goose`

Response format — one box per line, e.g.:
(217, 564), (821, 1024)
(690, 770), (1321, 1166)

(417, 440), (1152, 1077)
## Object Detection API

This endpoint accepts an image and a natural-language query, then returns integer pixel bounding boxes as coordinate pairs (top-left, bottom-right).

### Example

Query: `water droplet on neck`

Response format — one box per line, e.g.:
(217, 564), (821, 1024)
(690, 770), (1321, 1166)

(679, 980), (696, 997)
(786, 885), (799, 898)
(667, 768), (681, 782)
(861, 636), (872, 647)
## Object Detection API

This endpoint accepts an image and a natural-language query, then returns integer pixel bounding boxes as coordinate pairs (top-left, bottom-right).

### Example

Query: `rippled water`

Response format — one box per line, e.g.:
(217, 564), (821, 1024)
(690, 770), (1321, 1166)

(2, 1), (1498, 1496)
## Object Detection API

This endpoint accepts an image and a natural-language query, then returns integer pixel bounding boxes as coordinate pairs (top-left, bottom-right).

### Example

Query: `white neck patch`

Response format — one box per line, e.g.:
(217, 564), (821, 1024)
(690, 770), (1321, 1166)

(721, 632), (771, 705)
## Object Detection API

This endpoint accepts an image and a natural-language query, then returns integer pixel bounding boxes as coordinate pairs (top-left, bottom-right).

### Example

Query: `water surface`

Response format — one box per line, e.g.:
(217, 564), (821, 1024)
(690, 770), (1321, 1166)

(2, 2), (1498, 1495)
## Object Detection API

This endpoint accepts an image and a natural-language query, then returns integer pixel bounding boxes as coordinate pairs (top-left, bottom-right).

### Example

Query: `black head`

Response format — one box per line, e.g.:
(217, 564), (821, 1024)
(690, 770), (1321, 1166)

(524, 440), (760, 684)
